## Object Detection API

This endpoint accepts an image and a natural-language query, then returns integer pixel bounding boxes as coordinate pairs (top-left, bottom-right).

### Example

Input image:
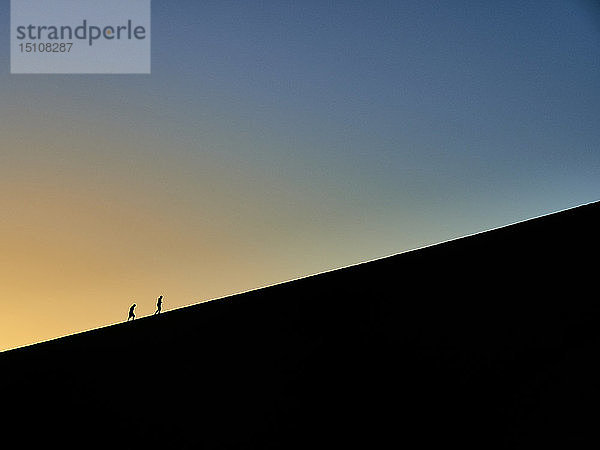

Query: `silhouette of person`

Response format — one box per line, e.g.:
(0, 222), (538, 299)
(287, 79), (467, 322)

(154, 295), (163, 315)
(128, 303), (136, 321)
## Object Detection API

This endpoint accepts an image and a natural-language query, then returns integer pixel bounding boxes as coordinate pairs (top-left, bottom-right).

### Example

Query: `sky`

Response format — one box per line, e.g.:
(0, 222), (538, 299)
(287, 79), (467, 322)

(0, 0), (599, 351)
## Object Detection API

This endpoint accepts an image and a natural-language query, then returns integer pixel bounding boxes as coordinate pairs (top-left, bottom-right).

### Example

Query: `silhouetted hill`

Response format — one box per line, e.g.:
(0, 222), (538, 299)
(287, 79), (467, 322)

(2, 201), (600, 449)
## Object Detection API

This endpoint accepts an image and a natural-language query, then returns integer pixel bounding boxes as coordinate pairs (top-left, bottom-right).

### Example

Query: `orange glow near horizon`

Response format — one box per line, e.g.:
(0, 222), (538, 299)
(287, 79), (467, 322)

(0, 114), (396, 351)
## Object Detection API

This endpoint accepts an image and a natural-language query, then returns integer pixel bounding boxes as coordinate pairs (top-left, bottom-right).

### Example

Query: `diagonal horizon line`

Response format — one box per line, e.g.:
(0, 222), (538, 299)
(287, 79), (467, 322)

(2, 199), (597, 355)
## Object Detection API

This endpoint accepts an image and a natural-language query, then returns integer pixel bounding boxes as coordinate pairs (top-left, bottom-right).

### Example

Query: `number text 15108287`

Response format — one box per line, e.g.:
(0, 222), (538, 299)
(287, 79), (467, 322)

(19, 42), (73, 52)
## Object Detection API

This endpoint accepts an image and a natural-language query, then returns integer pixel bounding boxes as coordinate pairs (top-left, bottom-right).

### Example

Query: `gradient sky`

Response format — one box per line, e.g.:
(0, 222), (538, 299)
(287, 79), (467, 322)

(1, 0), (599, 350)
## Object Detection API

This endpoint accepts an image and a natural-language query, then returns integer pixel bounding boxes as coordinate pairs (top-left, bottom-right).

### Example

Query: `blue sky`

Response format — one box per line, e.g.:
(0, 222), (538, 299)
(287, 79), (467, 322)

(0, 0), (599, 348)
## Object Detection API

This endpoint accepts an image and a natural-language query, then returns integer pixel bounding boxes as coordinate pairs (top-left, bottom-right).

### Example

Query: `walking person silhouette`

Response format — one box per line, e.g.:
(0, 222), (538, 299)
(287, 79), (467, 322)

(154, 295), (163, 315)
(128, 303), (136, 321)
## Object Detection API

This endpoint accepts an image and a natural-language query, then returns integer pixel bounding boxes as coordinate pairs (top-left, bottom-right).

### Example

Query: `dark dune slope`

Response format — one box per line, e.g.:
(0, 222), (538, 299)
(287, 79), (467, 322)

(1, 201), (600, 449)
